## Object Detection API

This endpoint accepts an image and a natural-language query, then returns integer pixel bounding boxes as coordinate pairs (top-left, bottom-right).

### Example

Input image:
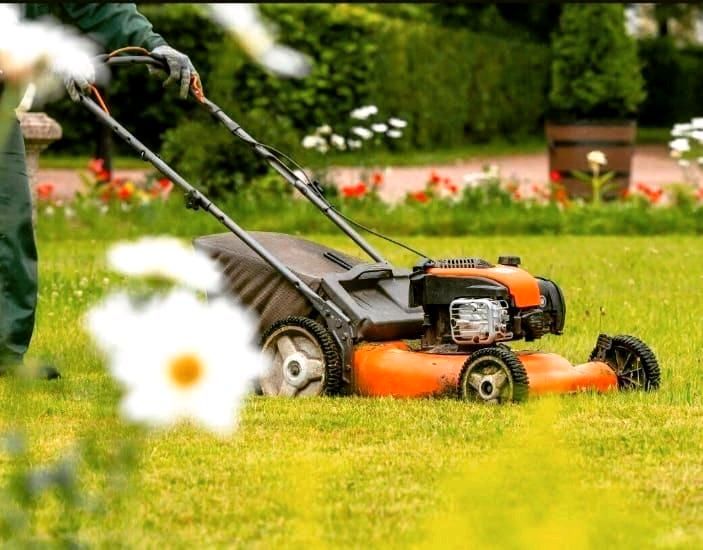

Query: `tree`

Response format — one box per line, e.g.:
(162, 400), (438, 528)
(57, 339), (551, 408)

(549, 4), (646, 120)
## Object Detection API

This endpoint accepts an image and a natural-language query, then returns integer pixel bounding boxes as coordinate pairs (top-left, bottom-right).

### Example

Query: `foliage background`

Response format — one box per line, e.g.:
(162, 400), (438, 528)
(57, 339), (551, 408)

(39, 3), (703, 193)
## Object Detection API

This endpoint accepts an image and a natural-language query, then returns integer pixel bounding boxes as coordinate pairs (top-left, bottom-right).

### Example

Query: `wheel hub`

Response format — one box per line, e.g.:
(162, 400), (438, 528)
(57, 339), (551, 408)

(282, 352), (312, 388)
(260, 325), (327, 397)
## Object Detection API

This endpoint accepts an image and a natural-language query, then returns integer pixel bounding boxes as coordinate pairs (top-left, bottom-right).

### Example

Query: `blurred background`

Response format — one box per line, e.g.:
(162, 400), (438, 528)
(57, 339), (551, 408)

(36, 3), (703, 199)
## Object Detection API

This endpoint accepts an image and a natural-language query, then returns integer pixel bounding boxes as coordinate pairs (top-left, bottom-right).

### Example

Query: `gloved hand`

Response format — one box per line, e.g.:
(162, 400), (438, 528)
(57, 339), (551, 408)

(53, 53), (97, 102)
(149, 45), (198, 99)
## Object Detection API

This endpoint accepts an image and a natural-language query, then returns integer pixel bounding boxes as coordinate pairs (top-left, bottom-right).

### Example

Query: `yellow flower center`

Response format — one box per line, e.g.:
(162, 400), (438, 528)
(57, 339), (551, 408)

(168, 353), (204, 389)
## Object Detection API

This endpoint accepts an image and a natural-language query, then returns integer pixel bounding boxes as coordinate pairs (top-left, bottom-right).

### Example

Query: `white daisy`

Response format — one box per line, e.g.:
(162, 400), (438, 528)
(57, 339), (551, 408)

(315, 124), (332, 135)
(388, 117), (407, 128)
(207, 4), (310, 79)
(351, 126), (373, 140)
(107, 236), (223, 292)
(347, 139), (362, 150)
(386, 130), (402, 139)
(330, 134), (346, 150)
(669, 138), (691, 153)
(350, 105), (378, 120)
(371, 123), (388, 133)
(302, 135), (324, 149)
(86, 289), (266, 436)
(0, 4), (101, 98)
(586, 150), (607, 166)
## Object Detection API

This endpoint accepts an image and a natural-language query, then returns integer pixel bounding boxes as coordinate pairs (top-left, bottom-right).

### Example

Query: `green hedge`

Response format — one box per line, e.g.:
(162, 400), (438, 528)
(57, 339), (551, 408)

(43, 3), (551, 190)
(638, 37), (703, 127)
(161, 3), (551, 196)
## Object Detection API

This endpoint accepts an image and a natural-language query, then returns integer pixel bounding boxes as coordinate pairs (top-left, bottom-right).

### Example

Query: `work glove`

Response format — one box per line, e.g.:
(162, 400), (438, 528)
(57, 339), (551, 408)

(53, 52), (97, 102)
(149, 45), (198, 99)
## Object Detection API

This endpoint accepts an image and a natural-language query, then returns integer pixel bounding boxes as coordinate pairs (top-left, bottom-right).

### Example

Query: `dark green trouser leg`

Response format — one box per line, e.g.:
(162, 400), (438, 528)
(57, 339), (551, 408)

(0, 118), (37, 365)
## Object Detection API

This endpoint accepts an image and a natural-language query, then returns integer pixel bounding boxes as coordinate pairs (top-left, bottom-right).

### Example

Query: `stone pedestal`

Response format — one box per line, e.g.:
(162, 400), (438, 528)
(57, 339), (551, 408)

(19, 112), (62, 223)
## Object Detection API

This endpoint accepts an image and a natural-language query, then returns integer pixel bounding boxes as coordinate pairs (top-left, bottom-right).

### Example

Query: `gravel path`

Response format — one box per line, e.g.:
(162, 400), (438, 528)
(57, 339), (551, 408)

(38, 145), (679, 202)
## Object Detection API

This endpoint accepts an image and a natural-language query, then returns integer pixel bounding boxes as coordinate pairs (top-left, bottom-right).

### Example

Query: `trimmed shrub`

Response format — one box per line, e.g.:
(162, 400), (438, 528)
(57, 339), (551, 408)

(549, 4), (646, 119)
(43, 3), (550, 185)
(638, 37), (703, 127)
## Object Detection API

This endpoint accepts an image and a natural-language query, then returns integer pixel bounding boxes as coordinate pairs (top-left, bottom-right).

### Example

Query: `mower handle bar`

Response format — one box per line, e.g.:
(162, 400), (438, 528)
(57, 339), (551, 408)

(89, 53), (386, 265)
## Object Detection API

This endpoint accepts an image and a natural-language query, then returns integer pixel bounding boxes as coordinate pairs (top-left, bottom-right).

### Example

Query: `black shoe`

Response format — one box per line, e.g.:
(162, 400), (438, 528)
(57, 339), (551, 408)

(0, 360), (61, 380)
(36, 364), (61, 380)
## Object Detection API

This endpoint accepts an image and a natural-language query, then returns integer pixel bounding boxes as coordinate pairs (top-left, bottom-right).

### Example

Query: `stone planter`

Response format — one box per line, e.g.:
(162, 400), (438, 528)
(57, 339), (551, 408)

(545, 120), (636, 200)
(18, 112), (62, 224)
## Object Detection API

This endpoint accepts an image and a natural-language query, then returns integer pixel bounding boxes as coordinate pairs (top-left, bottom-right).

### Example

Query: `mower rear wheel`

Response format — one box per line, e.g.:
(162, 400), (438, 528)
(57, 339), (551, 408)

(458, 347), (529, 404)
(589, 334), (660, 391)
(259, 316), (342, 397)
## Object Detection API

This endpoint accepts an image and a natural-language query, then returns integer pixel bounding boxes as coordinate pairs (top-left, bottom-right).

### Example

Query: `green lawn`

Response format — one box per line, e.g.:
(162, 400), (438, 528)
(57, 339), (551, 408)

(2, 233), (702, 547)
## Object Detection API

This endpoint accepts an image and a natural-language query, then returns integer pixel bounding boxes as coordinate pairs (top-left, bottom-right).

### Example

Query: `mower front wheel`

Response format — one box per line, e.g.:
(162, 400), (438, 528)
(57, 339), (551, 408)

(259, 316), (342, 397)
(458, 346), (529, 404)
(589, 334), (660, 391)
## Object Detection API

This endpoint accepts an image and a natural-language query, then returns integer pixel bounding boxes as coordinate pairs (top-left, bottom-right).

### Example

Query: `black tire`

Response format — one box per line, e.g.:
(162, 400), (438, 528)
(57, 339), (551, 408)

(458, 346), (530, 403)
(259, 316), (342, 396)
(589, 334), (660, 391)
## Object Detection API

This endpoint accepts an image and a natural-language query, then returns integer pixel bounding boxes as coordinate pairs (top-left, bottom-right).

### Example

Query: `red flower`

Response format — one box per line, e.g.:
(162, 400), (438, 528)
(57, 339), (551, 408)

(158, 177), (172, 189)
(620, 188), (630, 199)
(428, 171), (442, 186)
(446, 183), (459, 194)
(341, 182), (367, 199)
(409, 190), (429, 203)
(513, 190), (522, 201)
(697, 187), (703, 201)
(117, 182), (135, 201)
(36, 181), (54, 200)
(549, 170), (562, 183)
(370, 172), (384, 187)
(554, 188), (569, 205)
(88, 158), (111, 182)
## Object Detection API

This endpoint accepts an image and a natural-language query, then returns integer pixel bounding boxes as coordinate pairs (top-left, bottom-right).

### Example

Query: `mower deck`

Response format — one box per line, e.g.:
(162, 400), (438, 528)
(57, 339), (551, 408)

(353, 342), (617, 399)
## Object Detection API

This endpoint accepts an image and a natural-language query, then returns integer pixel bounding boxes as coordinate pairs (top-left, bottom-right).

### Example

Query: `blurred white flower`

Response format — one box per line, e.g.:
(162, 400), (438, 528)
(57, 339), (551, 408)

(386, 130), (402, 139)
(692, 118), (703, 130)
(64, 207), (76, 219)
(672, 123), (693, 137)
(330, 134), (346, 150)
(43, 205), (55, 216)
(86, 289), (266, 436)
(669, 138), (690, 153)
(347, 139), (362, 150)
(316, 142), (329, 154)
(0, 4), (103, 102)
(679, 159), (691, 168)
(371, 123), (388, 133)
(107, 236), (223, 292)
(388, 117), (407, 129)
(316, 124), (332, 135)
(690, 130), (703, 143)
(350, 105), (378, 120)
(207, 4), (311, 79)
(16, 83), (36, 114)
(302, 135), (324, 149)
(351, 126), (373, 140)
(586, 150), (607, 166)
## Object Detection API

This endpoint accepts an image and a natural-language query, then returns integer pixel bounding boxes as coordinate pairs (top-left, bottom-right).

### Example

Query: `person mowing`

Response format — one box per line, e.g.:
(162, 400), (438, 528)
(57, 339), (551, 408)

(0, 3), (199, 379)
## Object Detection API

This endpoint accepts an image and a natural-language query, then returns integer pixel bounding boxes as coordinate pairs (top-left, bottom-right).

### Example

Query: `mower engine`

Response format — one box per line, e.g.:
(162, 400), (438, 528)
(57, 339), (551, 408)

(409, 256), (565, 353)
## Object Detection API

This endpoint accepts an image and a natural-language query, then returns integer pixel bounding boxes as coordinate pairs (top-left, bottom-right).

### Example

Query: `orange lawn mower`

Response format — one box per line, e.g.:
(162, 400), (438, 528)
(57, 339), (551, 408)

(80, 52), (660, 403)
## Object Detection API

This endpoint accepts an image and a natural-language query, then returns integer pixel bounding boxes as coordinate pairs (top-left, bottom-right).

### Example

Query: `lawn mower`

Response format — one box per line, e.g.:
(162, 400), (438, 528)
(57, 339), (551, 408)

(79, 52), (661, 403)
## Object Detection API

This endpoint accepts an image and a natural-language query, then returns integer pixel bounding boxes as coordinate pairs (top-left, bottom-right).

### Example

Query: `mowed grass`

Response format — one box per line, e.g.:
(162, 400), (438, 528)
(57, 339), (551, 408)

(2, 233), (703, 547)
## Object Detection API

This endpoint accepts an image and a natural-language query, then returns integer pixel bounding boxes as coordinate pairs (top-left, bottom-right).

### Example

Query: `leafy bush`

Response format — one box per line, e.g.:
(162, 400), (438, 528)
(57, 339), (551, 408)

(638, 37), (703, 127)
(43, 3), (551, 187)
(160, 4), (551, 196)
(549, 4), (646, 119)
